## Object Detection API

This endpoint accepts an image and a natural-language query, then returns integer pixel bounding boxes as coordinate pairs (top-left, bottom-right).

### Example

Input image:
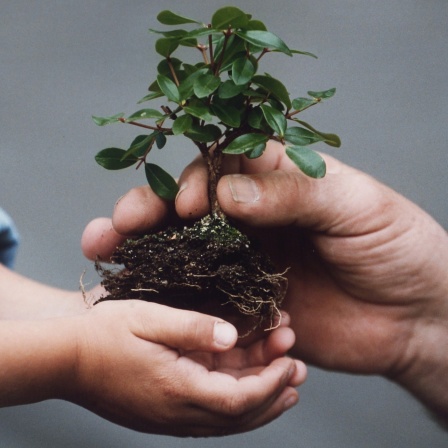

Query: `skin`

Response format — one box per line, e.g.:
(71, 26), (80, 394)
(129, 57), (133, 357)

(0, 238), (306, 437)
(96, 141), (448, 425)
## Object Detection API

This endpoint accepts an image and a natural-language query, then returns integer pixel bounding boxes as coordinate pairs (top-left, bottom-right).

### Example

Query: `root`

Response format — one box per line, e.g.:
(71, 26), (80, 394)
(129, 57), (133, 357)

(94, 215), (289, 333)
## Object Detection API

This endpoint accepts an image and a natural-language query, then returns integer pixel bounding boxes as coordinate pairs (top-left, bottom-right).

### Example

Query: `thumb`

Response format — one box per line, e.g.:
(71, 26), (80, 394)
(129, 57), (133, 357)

(217, 158), (391, 234)
(132, 302), (238, 352)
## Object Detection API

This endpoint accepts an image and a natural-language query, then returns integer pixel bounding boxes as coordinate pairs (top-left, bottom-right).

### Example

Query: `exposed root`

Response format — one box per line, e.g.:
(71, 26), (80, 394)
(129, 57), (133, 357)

(95, 215), (288, 333)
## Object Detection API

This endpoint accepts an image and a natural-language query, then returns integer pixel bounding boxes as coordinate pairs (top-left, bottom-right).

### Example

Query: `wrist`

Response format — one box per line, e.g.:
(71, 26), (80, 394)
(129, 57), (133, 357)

(0, 317), (78, 407)
(392, 304), (448, 423)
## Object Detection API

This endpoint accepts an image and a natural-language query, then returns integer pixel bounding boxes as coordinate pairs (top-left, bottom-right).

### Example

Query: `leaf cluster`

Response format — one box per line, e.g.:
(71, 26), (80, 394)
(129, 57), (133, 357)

(94, 6), (341, 200)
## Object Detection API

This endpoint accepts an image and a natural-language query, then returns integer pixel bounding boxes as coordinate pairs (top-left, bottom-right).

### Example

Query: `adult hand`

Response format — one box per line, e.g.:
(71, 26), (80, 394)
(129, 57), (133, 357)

(102, 141), (448, 422)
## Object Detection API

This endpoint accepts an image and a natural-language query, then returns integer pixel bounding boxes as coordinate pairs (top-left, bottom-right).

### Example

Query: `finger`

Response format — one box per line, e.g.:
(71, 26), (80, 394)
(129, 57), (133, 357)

(193, 357), (301, 422)
(175, 156), (210, 219)
(217, 154), (392, 234)
(112, 185), (172, 236)
(81, 218), (126, 261)
(122, 301), (238, 352)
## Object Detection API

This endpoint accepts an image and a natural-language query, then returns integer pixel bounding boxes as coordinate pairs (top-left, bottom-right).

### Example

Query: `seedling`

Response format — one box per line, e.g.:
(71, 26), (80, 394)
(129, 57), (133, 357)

(93, 6), (340, 331)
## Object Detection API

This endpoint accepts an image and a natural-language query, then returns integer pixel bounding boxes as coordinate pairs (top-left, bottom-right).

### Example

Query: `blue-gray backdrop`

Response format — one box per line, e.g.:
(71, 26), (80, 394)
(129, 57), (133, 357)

(1, 0), (447, 446)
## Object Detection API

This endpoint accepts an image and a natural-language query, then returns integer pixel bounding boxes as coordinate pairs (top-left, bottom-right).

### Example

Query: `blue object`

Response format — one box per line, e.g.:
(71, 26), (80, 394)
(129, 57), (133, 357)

(0, 208), (20, 268)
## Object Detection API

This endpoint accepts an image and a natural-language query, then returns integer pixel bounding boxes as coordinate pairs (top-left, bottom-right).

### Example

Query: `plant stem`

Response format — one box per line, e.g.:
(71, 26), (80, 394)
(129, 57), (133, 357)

(195, 142), (225, 219)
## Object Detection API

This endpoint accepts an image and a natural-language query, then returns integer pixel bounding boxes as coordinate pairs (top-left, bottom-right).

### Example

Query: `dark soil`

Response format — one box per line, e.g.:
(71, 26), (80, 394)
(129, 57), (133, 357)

(95, 215), (287, 332)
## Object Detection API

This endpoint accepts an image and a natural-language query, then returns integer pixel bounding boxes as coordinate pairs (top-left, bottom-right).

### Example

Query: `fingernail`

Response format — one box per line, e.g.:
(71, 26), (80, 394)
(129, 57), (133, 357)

(227, 175), (260, 204)
(175, 182), (188, 203)
(114, 193), (127, 209)
(213, 321), (237, 347)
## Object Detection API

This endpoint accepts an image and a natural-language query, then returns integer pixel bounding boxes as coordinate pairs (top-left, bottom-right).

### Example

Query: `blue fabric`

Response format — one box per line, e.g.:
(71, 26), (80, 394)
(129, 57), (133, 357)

(0, 208), (20, 268)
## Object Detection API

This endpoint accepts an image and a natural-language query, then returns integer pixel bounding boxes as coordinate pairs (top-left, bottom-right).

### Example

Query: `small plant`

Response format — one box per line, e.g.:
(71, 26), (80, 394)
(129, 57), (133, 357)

(93, 6), (340, 331)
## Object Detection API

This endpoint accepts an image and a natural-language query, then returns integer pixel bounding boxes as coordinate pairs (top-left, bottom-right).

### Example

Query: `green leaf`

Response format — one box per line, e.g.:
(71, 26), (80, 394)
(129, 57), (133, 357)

(157, 10), (198, 26)
(172, 114), (193, 135)
(223, 133), (269, 154)
(185, 124), (222, 142)
(95, 148), (137, 170)
(246, 142), (267, 159)
(248, 107), (265, 130)
(155, 38), (179, 57)
(285, 146), (326, 178)
(294, 119), (342, 147)
(183, 102), (213, 122)
(126, 109), (164, 122)
(291, 97), (316, 112)
(121, 134), (157, 160)
(284, 127), (323, 146)
(236, 30), (292, 56)
(92, 113), (124, 126)
(246, 20), (267, 31)
(291, 49), (318, 59)
(252, 75), (291, 109)
(307, 88), (336, 99)
(211, 6), (249, 30)
(157, 58), (182, 77)
(156, 132), (167, 149)
(182, 28), (219, 40)
(211, 103), (241, 128)
(232, 57), (256, 86)
(193, 74), (221, 98)
(178, 67), (209, 100)
(145, 163), (179, 200)
(218, 80), (246, 99)
(157, 74), (180, 103)
(137, 91), (164, 104)
(260, 104), (286, 137)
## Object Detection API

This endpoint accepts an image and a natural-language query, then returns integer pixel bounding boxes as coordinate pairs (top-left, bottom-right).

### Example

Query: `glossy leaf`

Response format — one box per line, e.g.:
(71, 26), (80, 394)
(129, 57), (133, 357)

(145, 163), (179, 200)
(218, 80), (246, 99)
(211, 6), (249, 30)
(294, 119), (342, 147)
(121, 134), (157, 160)
(285, 146), (326, 178)
(232, 57), (256, 86)
(307, 88), (336, 99)
(172, 114), (193, 135)
(155, 38), (179, 57)
(291, 49), (318, 59)
(236, 30), (292, 56)
(185, 124), (222, 142)
(157, 10), (198, 25)
(291, 97), (316, 112)
(284, 127), (323, 145)
(178, 67), (209, 100)
(95, 148), (137, 170)
(211, 103), (241, 128)
(126, 109), (164, 122)
(157, 58), (182, 76)
(248, 107), (265, 130)
(251, 75), (291, 109)
(92, 113), (124, 126)
(182, 28), (219, 40)
(157, 74), (180, 103)
(183, 102), (213, 122)
(246, 20), (267, 31)
(193, 74), (221, 98)
(260, 104), (286, 136)
(137, 91), (164, 104)
(156, 132), (167, 149)
(223, 133), (269, 154)
(246, 142), (266, 159)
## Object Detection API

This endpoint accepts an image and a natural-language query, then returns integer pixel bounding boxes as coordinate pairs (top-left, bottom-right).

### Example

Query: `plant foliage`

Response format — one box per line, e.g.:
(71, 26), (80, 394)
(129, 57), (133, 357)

(93, 6), (340, 202)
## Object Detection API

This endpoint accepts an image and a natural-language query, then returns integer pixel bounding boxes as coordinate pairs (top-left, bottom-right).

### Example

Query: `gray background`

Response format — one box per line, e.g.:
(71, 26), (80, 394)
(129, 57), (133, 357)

(1, 0), (447, 446)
